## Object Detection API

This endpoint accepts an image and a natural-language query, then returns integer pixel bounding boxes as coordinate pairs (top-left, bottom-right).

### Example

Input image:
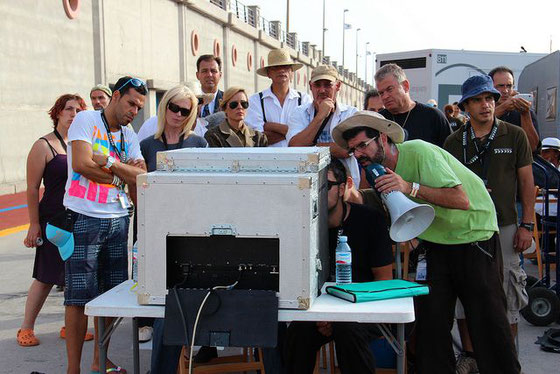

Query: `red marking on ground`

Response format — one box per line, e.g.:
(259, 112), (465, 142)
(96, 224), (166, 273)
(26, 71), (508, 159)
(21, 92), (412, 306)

(0, 190), (42, 231)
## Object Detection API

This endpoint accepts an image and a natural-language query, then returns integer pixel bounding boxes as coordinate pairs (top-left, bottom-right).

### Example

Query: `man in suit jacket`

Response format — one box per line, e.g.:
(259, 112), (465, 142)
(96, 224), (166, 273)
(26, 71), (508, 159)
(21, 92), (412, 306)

(196, 54), (224, 118)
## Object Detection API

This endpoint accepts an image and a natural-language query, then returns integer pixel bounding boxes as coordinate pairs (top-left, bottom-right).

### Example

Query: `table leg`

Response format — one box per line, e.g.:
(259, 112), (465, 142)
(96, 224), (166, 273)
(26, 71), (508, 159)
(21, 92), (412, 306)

(133, 317), (140, 374)
(377, 323), (405, 374)
(99, 316), (107, 374)
(396, 323), (405, 374)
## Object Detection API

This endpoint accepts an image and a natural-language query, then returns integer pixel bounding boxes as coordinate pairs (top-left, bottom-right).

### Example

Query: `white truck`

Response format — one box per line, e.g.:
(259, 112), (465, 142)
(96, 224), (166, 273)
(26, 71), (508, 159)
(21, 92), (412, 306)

(375, 49), (546, 109)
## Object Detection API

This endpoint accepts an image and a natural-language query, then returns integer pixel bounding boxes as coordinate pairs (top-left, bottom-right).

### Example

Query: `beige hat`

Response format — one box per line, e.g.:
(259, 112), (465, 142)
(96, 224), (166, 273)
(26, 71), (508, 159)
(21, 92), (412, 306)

(185, 80), (214, 105)
(310, 64), (339, 83)
(333, 110), (406, 149)
(90, 84), (112, 97)
(256, 48), (303, 77)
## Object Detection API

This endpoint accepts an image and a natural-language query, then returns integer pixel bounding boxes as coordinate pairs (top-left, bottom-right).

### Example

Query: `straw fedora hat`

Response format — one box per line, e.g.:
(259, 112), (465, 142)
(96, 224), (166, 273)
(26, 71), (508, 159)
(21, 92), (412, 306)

(333, 110), (406, 149)
(185, 80), (214, 105)
(257, 48), (304, 77)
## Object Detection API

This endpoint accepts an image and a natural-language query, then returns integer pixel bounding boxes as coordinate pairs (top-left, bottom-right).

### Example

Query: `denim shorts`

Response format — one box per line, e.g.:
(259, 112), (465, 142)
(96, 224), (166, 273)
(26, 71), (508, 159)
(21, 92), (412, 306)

(64, 212), (129, 306)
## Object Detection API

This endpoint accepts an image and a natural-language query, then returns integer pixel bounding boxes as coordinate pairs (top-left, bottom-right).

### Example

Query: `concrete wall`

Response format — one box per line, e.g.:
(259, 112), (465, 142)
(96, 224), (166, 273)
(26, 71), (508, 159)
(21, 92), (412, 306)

(0, 0), (366, 194)
(0, 0), (94, 194)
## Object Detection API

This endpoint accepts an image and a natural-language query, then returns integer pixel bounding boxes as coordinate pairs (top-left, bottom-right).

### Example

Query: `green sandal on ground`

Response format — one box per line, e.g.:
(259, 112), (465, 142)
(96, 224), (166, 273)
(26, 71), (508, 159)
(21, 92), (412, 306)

(90, 366), (126, 373)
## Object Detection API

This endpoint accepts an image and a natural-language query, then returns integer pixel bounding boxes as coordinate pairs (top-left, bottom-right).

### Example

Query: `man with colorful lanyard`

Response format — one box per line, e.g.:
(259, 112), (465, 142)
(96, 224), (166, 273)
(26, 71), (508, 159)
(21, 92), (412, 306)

(63, 76), (147, 374)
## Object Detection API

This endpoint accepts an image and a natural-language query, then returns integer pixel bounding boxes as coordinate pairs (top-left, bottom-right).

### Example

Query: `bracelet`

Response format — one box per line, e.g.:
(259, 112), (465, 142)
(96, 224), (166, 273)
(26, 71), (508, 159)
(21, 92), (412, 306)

(410, 182), (420, 198)
(112, 175), (122, 187)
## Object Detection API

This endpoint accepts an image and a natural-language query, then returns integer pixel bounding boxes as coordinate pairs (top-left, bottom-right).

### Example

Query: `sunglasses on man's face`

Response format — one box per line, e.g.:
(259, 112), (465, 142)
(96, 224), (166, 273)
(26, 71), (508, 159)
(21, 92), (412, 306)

(114, 77), (147, 93)
(167, 102), (191, 117)
(327, 180), (344, 190)
(228, 100), (249, 110)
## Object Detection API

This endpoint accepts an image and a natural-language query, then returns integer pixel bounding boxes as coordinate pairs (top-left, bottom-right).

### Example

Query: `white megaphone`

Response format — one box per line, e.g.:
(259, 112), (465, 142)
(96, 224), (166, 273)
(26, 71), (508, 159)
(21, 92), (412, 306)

(365, 163), (435, 242)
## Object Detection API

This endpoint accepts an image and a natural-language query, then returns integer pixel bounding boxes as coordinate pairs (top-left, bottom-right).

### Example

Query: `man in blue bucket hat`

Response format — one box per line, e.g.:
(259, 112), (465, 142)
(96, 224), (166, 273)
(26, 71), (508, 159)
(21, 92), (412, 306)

(444, 75), (532, 373)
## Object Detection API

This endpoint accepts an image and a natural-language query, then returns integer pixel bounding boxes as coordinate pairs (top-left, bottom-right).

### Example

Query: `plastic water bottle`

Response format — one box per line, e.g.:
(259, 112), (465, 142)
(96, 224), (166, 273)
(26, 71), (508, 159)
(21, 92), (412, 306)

(132, 242), (138, 283)
(335, 236), (352, 284)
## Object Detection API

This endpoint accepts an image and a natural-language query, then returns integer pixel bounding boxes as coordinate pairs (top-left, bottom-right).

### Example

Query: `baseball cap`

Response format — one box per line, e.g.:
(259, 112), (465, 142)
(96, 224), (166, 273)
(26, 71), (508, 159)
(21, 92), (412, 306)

(46, 223), (74, 261)
(310, 65), (339, 83)
(90, 84), (112, 97)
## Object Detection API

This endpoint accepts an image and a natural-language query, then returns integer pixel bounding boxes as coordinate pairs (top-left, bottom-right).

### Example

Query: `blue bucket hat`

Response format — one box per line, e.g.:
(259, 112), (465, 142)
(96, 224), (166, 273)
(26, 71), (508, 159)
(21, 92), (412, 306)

(458, 75), (501, 110)
(46, 223), (74, 261)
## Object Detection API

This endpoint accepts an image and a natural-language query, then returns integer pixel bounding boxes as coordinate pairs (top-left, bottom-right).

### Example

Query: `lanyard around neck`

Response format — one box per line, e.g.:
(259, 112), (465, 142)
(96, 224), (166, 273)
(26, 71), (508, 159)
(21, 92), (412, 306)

(462, 121), (498, 166)
(101, 111), (126, 163)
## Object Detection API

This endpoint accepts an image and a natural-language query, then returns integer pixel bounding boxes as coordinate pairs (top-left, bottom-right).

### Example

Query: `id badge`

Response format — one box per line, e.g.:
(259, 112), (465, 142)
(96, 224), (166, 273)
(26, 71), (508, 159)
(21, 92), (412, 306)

(416, 258), (427, 281)
(118, 193), (131, 209)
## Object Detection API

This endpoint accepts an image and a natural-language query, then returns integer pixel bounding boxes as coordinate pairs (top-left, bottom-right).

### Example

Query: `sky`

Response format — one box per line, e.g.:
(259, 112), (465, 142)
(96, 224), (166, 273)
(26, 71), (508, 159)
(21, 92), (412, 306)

(246, 0), (559, 84)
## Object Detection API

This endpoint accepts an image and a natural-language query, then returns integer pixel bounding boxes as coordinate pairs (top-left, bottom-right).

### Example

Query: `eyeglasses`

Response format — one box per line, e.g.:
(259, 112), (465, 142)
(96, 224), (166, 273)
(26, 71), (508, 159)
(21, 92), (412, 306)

(327, 180), (344, 190)
(347, 136), (378, 157)
(114, 77), (147, 93)
(167, 102), (191, 117)
(228, 100), (249, 110)
(197, 97), (204, 105)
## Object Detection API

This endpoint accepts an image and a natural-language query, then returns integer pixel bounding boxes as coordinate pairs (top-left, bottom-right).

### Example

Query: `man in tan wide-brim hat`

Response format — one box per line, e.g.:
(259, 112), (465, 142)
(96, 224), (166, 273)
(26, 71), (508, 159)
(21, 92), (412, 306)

(246, 49), (311, 147)
(256, 48), (303, 76)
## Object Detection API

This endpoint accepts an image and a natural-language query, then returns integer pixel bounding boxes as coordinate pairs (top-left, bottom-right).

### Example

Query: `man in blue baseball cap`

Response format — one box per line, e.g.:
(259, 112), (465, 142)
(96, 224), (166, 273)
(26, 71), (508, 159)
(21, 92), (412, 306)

(444, 74), (532, 373)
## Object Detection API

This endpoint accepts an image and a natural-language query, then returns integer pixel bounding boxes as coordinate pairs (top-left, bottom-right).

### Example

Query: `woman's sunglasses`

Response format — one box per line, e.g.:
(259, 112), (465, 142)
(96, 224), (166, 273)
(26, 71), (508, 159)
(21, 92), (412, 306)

(167, 102), (191, 117)
(228, 100), (249, 110)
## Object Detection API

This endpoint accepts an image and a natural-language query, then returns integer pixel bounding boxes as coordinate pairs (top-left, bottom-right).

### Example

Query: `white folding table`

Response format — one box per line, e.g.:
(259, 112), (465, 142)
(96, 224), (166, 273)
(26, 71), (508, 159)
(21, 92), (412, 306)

(86, 280), (415, 374)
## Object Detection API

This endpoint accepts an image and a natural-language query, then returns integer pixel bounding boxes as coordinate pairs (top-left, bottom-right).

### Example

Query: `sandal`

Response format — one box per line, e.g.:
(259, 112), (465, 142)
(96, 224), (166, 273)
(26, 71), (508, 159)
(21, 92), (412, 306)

(90, 366), (126, 373)
(17, 328), (40, 347)
(60, 326), (95, 341)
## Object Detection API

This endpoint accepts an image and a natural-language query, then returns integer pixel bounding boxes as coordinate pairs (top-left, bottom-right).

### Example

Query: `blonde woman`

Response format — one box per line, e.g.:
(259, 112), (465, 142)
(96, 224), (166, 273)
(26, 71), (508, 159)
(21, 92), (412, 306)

(204, 86), (267, 147)
(140, 85), (207, 172)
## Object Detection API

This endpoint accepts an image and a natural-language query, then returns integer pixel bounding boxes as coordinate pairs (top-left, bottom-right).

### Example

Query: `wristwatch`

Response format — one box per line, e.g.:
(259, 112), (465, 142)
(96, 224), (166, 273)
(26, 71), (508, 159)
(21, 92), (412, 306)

(105, 156), (116, 169)
(519, 222), (534, 231)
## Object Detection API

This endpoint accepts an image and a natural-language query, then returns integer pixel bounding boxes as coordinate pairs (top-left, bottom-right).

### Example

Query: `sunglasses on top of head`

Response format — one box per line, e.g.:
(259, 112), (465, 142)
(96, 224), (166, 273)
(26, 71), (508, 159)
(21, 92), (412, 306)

(167, 102), (191, 117)
(114, 77), (147, 92)
(228, 100), (249, 110)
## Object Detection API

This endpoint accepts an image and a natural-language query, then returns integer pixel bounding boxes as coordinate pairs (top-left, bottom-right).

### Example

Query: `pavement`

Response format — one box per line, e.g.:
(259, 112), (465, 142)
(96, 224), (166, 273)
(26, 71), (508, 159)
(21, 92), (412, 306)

(0, 193), (558, 373)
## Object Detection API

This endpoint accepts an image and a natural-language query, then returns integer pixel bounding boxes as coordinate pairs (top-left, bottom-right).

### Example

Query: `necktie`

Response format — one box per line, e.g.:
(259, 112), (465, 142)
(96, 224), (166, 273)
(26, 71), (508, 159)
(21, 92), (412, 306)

(202, 104), (210, 117)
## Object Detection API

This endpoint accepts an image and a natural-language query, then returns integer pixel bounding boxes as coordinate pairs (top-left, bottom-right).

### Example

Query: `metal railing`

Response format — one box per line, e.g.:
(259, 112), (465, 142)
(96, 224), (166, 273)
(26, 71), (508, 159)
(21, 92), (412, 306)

(206, 0), (365, 89)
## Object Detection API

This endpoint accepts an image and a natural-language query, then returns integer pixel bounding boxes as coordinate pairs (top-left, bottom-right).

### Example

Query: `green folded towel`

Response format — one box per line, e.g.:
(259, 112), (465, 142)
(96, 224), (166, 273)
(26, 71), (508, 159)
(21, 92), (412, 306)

(326, 279), (430, 303)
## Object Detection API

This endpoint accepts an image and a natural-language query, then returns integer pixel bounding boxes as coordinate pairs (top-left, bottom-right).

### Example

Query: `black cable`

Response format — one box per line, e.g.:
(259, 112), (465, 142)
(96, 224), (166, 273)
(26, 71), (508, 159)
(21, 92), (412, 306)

(172, 286), (191, 345)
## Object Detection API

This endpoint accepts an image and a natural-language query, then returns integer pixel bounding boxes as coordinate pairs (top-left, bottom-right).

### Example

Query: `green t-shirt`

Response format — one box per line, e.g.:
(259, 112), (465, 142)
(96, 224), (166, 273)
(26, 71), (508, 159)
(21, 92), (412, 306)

(395, 140), (498, 244)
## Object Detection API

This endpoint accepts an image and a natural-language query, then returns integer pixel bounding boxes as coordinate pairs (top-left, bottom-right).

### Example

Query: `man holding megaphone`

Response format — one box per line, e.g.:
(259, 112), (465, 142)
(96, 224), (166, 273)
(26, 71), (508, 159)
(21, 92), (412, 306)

(333, 111), (521, 374)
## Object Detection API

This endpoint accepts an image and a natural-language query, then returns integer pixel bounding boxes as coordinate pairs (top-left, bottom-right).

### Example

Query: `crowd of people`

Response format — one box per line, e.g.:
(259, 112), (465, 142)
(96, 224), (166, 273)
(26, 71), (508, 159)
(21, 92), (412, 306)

(17, 46), (557, 374)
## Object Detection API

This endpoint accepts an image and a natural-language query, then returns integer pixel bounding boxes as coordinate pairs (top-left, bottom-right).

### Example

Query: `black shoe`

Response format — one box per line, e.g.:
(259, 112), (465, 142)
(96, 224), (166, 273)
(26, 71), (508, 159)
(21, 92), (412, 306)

(193, 346), (218, 363)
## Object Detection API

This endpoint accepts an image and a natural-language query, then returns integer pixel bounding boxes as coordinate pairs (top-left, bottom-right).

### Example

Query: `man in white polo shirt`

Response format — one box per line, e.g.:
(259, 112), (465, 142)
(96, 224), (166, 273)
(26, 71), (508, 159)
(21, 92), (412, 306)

(287, 64), (360, 185)
(245, 48), (311, 147)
